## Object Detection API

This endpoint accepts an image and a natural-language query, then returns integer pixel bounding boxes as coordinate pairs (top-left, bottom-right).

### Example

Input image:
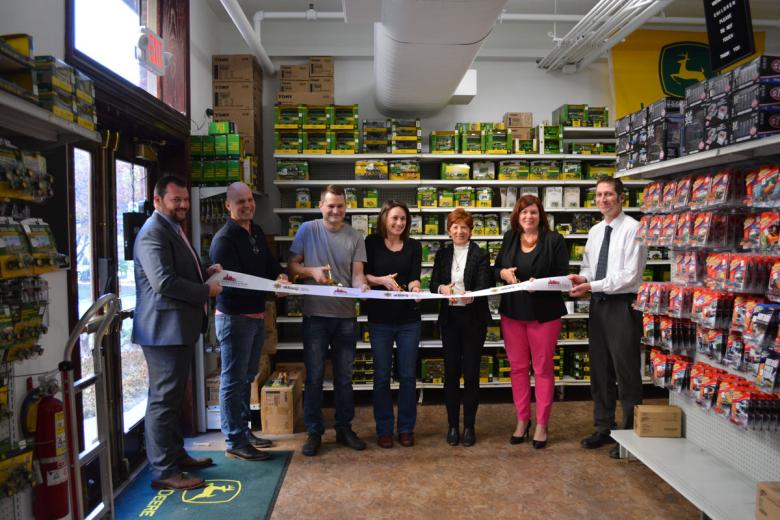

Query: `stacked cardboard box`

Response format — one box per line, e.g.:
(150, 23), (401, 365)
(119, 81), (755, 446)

(260, 369), (304, 434)
(211, 55), (263, 179)
(503, 112), (534, 144)
(276, 56), (334, 105)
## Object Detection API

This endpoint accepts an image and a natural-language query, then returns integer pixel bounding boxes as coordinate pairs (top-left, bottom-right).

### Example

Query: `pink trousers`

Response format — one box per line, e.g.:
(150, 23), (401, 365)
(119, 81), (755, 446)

(500, 315), (562, 426)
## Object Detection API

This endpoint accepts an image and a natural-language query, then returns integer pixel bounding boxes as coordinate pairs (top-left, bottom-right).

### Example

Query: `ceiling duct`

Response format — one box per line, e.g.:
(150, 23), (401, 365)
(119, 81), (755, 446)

(373, 0), (508, 115)
(537, 0), (674, 74)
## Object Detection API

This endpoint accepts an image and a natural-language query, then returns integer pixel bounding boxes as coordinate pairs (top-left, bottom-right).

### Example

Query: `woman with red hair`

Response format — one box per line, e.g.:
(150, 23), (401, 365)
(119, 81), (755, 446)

(494, 195), (569, 449)
(430, 208), (492, 447)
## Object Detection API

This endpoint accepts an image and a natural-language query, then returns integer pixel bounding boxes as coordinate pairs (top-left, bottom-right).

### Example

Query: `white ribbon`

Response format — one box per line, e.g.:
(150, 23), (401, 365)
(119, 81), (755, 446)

(211, 270), (572, 300)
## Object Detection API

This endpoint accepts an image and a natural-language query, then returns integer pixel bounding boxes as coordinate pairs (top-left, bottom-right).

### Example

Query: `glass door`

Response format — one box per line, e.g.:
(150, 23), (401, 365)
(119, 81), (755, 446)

(114, 159), (149, 433)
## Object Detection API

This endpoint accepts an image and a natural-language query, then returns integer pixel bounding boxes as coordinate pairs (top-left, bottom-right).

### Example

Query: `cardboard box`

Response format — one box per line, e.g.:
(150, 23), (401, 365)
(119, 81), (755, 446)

(756, 482), (780, 520)
(260, 371), (303, 434)
(504, 112), (533, 128)
(275, 362), (306, 381)
(309, 56), (334, 77)
(275, 91), (334, 105)
(212, 108), (260, 136)
(634, 405), (682, 437)
(212, 81), (261, 109)
(212, 55), (262, 82)
(250, 353), (273, 409)
(280, 64), (309, 80)
(279, 80), (309, 93)
(509, 127), (532, 140)
(309, 77), (334, 93)
(205, 372), (220, 406)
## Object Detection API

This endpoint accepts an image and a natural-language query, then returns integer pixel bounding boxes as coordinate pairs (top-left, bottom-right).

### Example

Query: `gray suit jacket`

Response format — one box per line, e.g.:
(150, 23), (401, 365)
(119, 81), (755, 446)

(131, 211), (209, 346)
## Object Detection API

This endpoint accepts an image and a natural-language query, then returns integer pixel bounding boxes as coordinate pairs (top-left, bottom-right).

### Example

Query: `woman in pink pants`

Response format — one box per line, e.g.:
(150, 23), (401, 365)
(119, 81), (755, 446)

(494, 195), (569, 449)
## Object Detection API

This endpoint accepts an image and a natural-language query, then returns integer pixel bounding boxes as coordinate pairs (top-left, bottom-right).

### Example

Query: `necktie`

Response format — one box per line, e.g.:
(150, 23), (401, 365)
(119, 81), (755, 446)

(595, 225), (612, 281)
(178, 227), (204, 282)
(178, 227), (209, 318)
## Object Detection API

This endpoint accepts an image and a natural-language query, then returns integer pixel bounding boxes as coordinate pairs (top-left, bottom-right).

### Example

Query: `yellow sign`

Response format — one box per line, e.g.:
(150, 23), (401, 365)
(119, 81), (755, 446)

(610, 29), (766, 118)
(182, 480), (242, 504)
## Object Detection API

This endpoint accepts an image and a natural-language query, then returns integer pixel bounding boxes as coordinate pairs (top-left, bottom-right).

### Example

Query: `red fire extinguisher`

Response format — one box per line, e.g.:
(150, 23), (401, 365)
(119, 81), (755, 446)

(22, 379), (69, 520)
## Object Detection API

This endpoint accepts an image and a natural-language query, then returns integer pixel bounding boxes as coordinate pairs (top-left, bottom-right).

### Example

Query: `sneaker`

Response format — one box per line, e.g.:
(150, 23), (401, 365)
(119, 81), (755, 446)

(247, 431), (273, 448)
(580, 431), (614, 449)
(225, 445), (271, 461)
(302, 433), (322, 457)
(335, 428), (366, 451)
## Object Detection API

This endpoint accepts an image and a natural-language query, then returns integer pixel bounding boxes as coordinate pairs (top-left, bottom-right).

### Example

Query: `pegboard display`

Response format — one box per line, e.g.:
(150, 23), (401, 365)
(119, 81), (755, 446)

(670, 392), (780, 482)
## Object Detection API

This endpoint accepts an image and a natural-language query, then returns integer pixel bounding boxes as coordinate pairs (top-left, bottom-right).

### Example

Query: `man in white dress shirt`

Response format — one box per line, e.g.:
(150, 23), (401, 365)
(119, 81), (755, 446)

(568, 175), (647, 459)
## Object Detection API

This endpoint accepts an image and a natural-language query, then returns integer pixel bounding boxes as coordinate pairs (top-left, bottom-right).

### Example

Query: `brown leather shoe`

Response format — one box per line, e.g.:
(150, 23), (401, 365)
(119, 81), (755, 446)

(398, 432), (414, 447)
(177, 455), (214, 471)
(377, 435), (393, 449)
(151, 473), (205, 490)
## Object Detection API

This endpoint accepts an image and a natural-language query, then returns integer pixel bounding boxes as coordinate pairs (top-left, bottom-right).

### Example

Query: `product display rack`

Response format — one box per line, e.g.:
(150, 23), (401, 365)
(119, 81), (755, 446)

(271, 124), (664, 398)
(613, 137), (780, 519)
(0, 85), (99, 520)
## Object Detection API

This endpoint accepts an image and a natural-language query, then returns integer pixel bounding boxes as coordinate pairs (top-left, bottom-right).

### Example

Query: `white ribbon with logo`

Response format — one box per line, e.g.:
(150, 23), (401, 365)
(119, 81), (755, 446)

(211, 270), (572, 300)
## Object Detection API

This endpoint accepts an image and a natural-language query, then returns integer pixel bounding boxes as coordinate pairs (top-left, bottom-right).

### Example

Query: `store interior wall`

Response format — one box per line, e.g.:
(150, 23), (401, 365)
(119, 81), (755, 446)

(0, 3), (72, 515)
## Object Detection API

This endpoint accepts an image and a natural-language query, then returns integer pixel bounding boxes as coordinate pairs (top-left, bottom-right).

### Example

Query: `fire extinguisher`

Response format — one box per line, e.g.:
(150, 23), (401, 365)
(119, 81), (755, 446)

(21, 378), (69, 520)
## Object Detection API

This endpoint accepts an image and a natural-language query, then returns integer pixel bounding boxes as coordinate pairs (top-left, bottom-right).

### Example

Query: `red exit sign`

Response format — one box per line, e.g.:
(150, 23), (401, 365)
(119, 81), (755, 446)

(136, 26), (165, 76)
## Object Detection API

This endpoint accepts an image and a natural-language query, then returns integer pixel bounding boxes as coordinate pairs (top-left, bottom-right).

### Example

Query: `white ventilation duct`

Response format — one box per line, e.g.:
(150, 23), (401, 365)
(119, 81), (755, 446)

(373, 0), (508, 115)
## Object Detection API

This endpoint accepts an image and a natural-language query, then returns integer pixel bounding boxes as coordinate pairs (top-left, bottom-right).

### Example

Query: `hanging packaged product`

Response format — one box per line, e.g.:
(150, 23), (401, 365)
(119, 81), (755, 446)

(344, 188), (358, 209)
(758, 211), (780, 251)
(417, 187), (437, 208)
(288, 216), (303, 237)
(363, 189), (379, 208)
(454, 186), (475, 207)
(476, 187), (493, 208)
(0, 219), (34, 278)
(351, 215), (368, 236)
(471, 215), (484, 236)
(295, 188), (311, 209)
(354, 160), (388, 180)
(20, 218), (67, 274)
(440, 162), (470, 180)
(389, 160), (420, 181)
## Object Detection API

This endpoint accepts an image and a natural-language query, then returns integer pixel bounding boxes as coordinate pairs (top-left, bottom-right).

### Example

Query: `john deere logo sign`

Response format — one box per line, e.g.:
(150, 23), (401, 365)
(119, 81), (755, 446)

(659, 42), (713, 98)
(182, 480), (242, 504)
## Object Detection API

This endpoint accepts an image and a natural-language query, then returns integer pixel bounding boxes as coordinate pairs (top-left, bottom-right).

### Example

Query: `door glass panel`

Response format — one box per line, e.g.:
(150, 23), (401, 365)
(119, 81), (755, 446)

(115, 159), (148, 431)
(74, 148), (94, 319)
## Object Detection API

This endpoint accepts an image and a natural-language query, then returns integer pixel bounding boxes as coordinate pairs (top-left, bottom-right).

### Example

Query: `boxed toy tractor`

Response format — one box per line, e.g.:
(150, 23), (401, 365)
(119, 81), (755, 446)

(329, 130), (359, 154)
(484, 128), (512, 154)
(389, 160), (421, 180)
(301, 105), (328, 129)
(534, 125), (563, 154)
(586, 106), (609, 127)
(552, 104), (587, 127)
(274, 130), (303, 154)
(430, 131), (459, 153)
(274, 105), (304, 129)
(328, 105), (359, 129)
(362, 119), (389, 153)
(302, 130), (328, 153)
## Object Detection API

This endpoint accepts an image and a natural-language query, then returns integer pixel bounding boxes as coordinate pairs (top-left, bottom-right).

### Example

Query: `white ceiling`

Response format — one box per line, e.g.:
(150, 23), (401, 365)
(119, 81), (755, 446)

(206, 0), (780, 21)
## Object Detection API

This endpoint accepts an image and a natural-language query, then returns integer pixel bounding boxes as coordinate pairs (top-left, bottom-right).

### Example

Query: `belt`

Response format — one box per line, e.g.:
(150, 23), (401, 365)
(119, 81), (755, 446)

(591, 292), (636, 303)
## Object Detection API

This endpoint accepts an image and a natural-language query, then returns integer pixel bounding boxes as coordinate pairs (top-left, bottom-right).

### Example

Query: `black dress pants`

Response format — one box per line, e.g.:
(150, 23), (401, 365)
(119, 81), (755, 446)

(441, 308), (487, 429)
(588, 295), (643, 433)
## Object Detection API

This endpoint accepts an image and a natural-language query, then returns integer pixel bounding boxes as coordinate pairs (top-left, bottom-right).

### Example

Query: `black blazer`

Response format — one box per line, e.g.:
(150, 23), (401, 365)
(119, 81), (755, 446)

(430, 241), (492, 327)
(493, 228), (569, 323)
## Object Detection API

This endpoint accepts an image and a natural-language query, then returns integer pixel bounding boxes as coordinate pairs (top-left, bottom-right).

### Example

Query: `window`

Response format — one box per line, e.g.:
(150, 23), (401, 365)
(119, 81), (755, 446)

(74, 0), (159, 98)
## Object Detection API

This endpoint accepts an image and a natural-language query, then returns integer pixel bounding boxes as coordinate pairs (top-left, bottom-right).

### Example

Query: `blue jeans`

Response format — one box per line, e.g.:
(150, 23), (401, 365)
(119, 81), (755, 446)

(302, 316), (358, 435)
(368, 321), (421, 436)
(215, 314), (265, 449)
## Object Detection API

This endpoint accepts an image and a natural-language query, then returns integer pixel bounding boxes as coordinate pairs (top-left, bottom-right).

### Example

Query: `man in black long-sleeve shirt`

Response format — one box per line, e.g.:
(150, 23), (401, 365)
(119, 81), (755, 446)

(209, 182), (287, 461)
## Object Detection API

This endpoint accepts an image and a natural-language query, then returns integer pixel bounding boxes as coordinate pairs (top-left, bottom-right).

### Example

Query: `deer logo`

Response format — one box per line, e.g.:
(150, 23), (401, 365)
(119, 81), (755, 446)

(182, 479), (242, 504)
(671, 52), (706, 84)
(658, 42), (713, 98)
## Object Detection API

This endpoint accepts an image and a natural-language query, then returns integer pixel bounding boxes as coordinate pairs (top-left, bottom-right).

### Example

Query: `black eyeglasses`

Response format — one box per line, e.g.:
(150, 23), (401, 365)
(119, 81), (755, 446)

(248, 235), (260, 255)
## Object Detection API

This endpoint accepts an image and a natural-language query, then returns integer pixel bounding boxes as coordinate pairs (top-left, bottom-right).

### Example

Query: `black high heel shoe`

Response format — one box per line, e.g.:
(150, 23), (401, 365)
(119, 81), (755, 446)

(510, 422), (531, 445)
(532, 426), (548, 449)
(446, 426), (460, 446)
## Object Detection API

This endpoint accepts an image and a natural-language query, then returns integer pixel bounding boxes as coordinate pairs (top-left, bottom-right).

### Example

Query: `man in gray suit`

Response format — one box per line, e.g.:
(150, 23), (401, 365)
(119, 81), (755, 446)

(132, 175), (222, 490)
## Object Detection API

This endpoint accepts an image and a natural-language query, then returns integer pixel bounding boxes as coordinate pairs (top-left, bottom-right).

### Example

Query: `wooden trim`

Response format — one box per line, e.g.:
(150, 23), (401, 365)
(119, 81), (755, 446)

(65, 0), (190, 142)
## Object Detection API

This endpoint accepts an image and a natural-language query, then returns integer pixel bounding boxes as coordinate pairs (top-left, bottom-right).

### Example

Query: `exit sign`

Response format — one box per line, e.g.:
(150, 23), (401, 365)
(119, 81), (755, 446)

(136, 26), (165, 76)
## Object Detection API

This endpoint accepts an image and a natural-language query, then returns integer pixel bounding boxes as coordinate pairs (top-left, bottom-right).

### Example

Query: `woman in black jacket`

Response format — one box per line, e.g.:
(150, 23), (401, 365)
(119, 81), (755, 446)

(494, 195), (568, 449)
(430, 208), (492, 447)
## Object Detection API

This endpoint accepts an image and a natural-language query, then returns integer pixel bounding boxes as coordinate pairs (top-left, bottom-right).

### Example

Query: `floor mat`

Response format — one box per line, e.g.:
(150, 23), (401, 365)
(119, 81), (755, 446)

(114, 451), (292, 520)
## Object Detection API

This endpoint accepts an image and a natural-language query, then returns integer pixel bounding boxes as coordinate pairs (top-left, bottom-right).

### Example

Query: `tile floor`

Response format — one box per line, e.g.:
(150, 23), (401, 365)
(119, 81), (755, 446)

(186, 400), (699, 519)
